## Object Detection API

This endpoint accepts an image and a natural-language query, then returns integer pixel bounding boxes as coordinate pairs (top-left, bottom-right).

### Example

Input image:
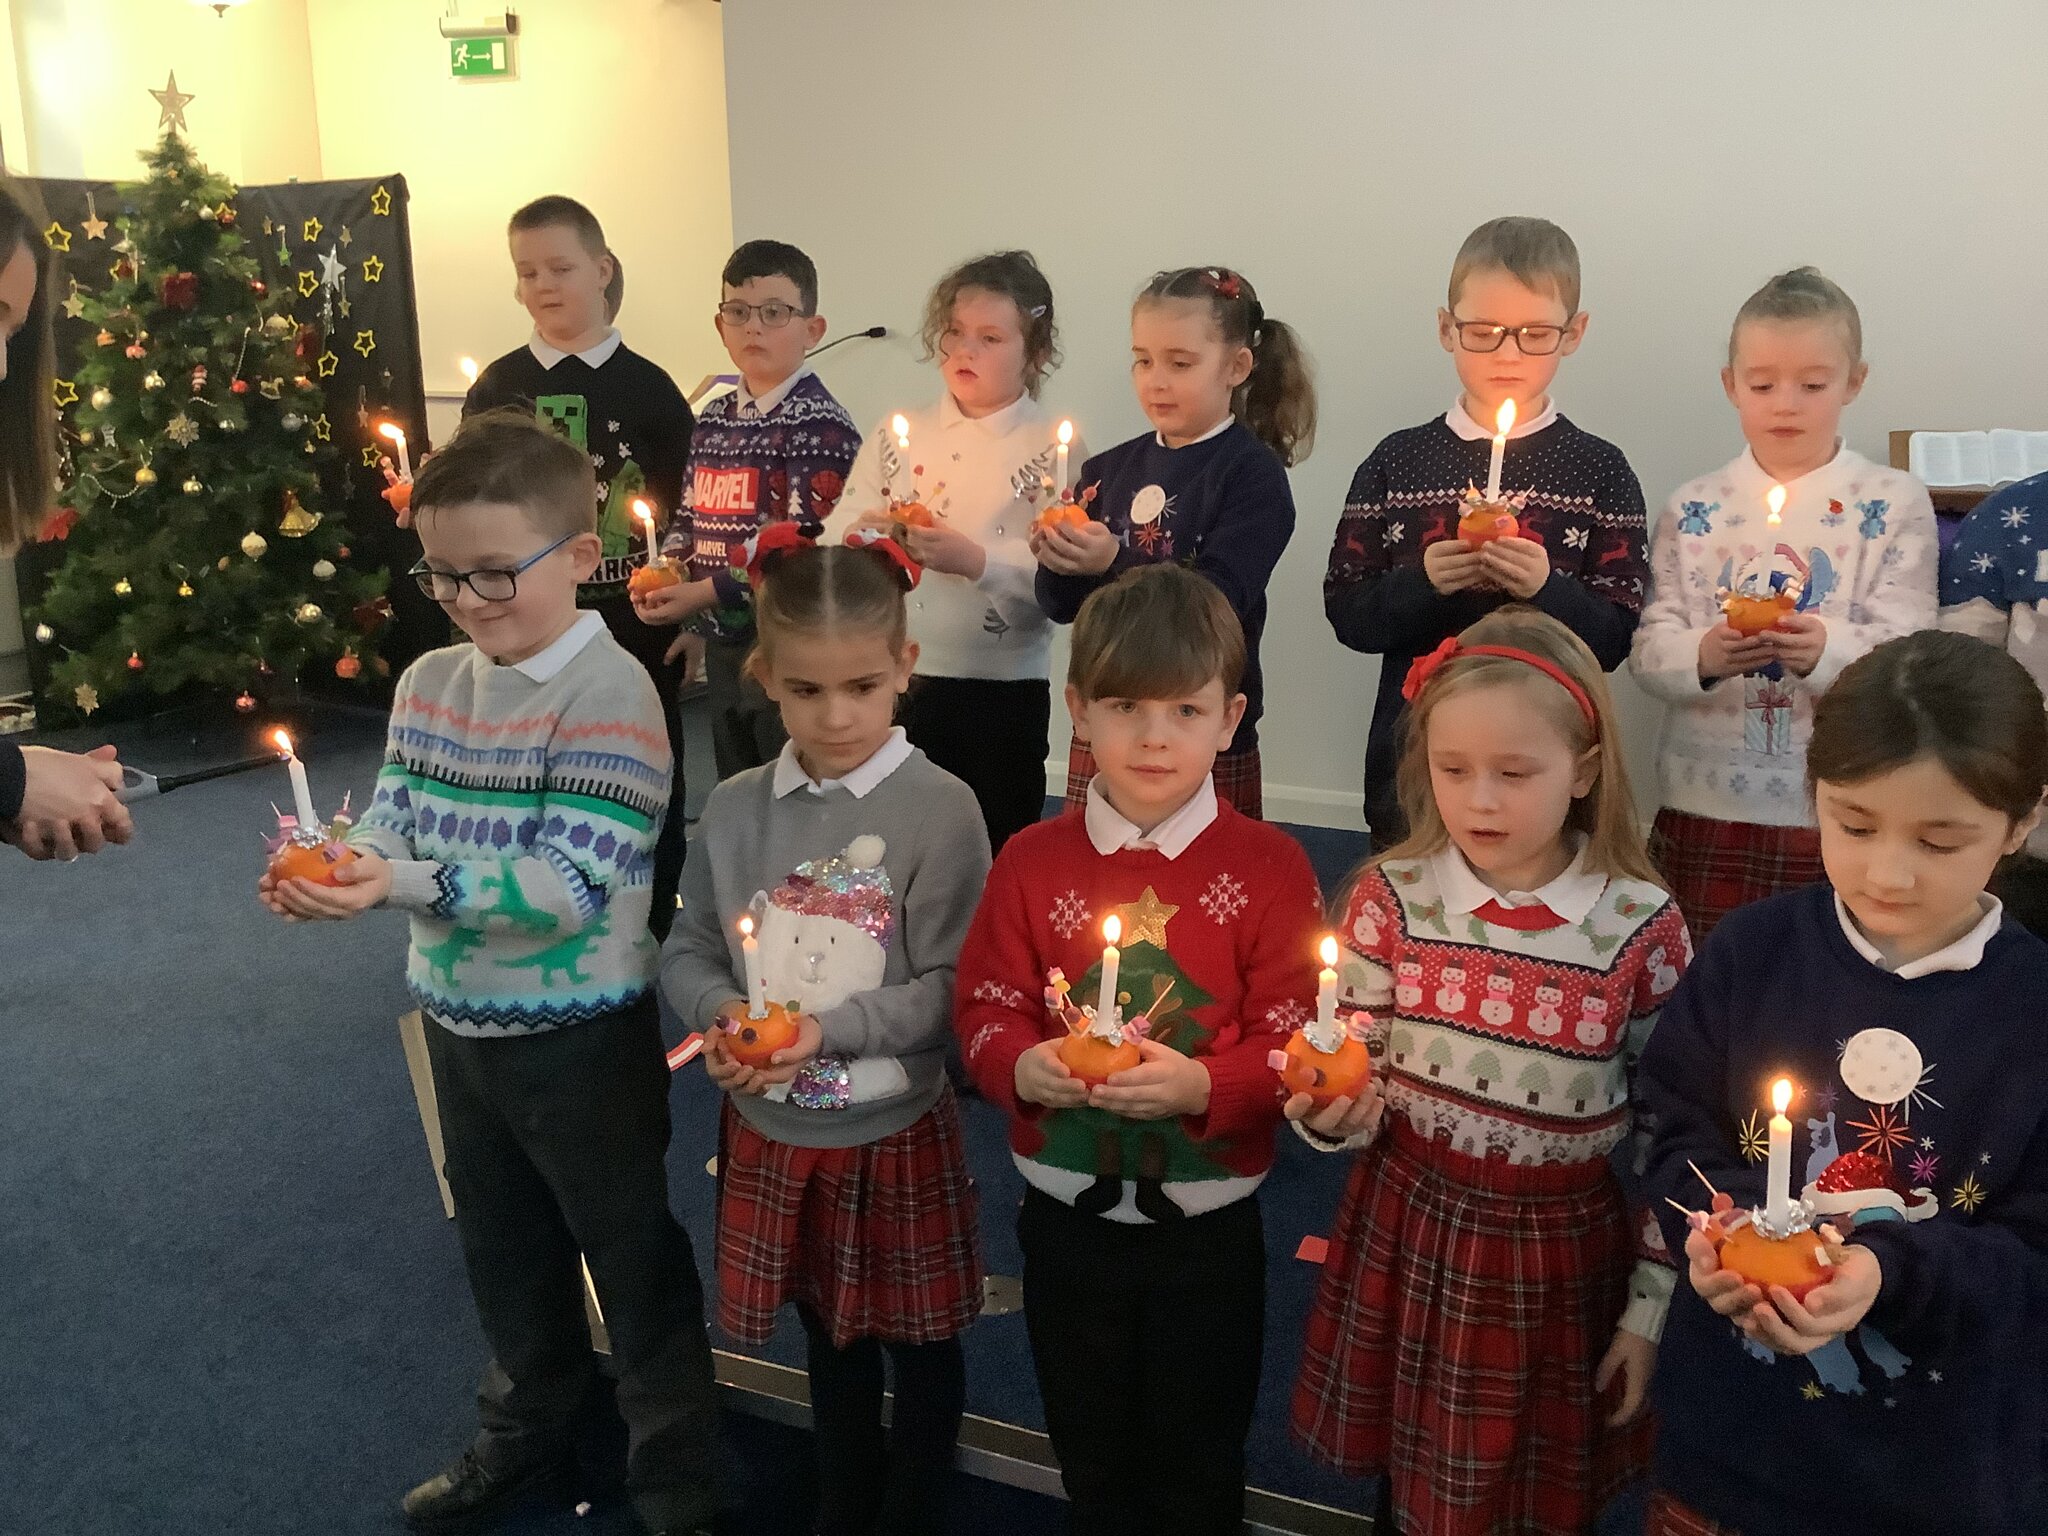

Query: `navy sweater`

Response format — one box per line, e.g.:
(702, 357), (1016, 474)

(1323, 415), (1646, 840)
(1640, 885), (2048, 1536)
(1035, 422), (1295, 751)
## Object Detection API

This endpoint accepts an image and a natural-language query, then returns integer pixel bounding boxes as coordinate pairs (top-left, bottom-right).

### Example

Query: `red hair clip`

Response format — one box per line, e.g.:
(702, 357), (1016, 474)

(1401, 637), (1599, 737)
(1401, 637), (1462, 704)
(844, 525), (923, 590)
(738, 518), (817, 590)
(1204, 268), (1242, 301)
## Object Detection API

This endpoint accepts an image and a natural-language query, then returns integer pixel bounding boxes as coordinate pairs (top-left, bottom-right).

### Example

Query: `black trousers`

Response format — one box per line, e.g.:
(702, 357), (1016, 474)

(592, 592), (687, 939)
(1017, 1187), (1266, 1536)
(424, 999), (721, 1531)
(901, 675), (1052, 856)
(704, 633), (787, 782)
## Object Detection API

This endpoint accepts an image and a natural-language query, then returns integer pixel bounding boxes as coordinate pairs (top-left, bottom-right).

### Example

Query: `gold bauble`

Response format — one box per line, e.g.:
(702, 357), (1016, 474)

(133, 466), (157, 486)
(240, 531), (268, 560)
(182, 477), (203, 495)
(177, 581), (194, 597)
(142, 371), (165, 391)
(113, 578), (133, 596)
(89, 387), (113, 411)
(294, 602), (324, 625)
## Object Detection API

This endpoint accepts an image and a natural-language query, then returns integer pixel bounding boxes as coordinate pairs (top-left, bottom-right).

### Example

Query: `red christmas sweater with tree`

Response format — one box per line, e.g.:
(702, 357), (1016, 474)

(955, 802), (1324, 1217)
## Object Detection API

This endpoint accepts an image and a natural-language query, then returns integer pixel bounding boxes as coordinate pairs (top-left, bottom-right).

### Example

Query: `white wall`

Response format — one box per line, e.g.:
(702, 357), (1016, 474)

(723, 0), (2048, 827)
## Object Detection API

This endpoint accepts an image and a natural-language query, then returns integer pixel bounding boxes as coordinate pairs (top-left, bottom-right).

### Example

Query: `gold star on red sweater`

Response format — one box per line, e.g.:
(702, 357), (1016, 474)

(1117, 886), (1180, 949)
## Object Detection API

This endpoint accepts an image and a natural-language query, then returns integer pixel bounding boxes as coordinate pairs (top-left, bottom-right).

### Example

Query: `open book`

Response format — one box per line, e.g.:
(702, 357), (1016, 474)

(1906, 430), (2048, 489)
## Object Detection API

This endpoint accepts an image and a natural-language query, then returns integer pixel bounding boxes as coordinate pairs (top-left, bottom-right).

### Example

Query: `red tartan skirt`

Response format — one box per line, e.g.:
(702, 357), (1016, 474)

(1063, 736), (1263, 819)
(1291, 1119), (1652, 1536)
(1644, 1489), (1742, 1535)
(715, 1085), (983, 1351)
(1651, 807), (1824, 943)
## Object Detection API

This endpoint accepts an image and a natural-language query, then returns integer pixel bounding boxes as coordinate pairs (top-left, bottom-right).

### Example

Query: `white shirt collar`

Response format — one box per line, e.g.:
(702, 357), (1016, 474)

(939, 388), (1035, 436)
(507, 611), (604, 682)
(529, 326), (624, 369)
(1444, 396), (1560, 442)
(737, 366), (810, 418)
(1083, 776), (1219, 859)
(1431, 836), (1605, 924)
(1735, 440), (1849, 496)
(1834, 892), (2004, 978)
(1153, 414), (1234, 450)
(773, 727), (912, 799)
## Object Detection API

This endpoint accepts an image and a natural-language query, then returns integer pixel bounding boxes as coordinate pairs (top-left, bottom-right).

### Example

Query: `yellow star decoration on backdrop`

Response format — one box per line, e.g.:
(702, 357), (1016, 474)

(43, 221), (71, 252)
(310, 414), (332, 442)
(52, 378), (78, 408)
(302, 216), (323, 243)
(361, 446), (382, 467)
(1116, 886), (1180, 950)
(295, 270), (318, 297)
(352, 329), (377, 358)
(361, 255), (384, 283)
(316, 350), (339, 378)
(369, 184), (392, 216)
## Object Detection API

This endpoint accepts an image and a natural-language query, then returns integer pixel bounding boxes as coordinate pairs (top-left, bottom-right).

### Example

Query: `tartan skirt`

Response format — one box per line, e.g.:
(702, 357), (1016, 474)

(715, 1084), (983, 1351)
(1644, 1489), (1741, 1536)
(1651, 807), (1824, 942)
(1291, 1119), (1651, 1536)
(1063, 736), (1263, 819)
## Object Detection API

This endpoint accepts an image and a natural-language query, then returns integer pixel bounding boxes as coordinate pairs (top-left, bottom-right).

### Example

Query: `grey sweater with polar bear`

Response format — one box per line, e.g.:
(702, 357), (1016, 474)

(661, 739), (992, 1148)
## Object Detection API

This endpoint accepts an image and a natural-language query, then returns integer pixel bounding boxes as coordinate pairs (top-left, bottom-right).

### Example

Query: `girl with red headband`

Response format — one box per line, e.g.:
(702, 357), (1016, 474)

(1288, 604), (1692, 1536)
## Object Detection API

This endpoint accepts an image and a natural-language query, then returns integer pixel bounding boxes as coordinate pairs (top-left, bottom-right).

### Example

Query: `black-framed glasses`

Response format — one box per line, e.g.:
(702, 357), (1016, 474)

(1447, 316), (1574, 356)
(716, 299), (809, 329)
(409, 532), (575, 603)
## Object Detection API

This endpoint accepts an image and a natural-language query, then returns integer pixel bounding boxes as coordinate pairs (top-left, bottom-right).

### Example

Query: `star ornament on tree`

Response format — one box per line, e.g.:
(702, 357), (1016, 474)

(150, 71), (195, 133)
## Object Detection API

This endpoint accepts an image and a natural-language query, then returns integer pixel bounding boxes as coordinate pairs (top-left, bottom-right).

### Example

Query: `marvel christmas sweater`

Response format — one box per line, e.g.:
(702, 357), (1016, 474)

(463, 332), (694, 599)
(1323, 404), (1648, 836)
(1334, 845), (1690, 1334)
(1641, 884), (2048, 1536)
(954, 798), (1323, 1221)
(1035, 420), (1296, 750)
(345, 614), (669, 1037)
(661, 370), (861, 640)
(1630, 445), (1936, 827)
(1940, 468), (2048, 857)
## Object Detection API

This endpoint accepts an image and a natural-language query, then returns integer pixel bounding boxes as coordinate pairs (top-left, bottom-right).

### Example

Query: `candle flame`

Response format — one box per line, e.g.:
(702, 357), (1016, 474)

(376, 421), (406, 445)
(738, 915), (755, 939)
(1771, 1077), (1793, 1116)
(1766, 484), (1786, 526)
(1495, 397), (1517, 438)
(1102, 913), (1121, 947)
(1057, 419), (1074, 447)
(457, 356), (479, 386)
(891, 412), (910, 446)
(632, 496), (655, 530)
(271, 728), (295, 757)
(1319, 934), (1339, 969)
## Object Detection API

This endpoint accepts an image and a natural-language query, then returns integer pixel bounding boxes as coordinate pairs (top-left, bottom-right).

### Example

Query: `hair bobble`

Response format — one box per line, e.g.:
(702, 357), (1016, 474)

(843, 526), (923, 591)
(739, 518), (816, 591)
(1203, 268), (1243, 301)
(1401, 637), (1599, 738)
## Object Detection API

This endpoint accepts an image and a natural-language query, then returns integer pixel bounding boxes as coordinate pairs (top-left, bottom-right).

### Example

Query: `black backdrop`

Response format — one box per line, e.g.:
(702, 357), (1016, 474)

(17, 172), (444, 704)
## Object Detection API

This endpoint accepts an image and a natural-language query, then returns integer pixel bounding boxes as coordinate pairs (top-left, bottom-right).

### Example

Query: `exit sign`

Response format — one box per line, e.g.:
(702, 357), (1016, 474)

(449, 37), (512, 78)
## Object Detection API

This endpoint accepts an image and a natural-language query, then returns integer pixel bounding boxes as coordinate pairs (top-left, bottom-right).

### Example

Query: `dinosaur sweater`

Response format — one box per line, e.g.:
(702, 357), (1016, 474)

(954, 800), (1323, 1221)
(347, 615), (670, 1036)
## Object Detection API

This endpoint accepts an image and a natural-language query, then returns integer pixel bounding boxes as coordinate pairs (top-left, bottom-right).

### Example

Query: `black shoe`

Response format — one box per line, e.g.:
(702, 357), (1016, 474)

(401, 1447), (573, 1531)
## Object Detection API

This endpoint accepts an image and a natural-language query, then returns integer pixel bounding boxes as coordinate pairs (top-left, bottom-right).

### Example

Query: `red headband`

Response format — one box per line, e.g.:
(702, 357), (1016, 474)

(739, 519), (922, 592)
(1401, 637), (1600, 738)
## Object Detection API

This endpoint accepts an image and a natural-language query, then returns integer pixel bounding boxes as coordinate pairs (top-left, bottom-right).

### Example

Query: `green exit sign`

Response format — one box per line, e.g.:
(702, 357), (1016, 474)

(449, 37), (512, 78)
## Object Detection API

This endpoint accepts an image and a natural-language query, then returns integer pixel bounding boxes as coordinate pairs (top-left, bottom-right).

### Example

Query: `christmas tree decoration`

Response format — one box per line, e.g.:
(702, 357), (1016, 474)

(240, 531), (269, 559)
(125, 343), (147, 359)
(96, 328), (115, 347)
(133, 465), (158, 486)
(177, 580), (194, 597)
(149, 71), (195, 133)
(74, 684), (100, 715)
(334, 650), (361, 680)
(127, 650), (144, 671)
(142, 370), (165, 391)
(280, 410), (304, 431)
(294, 602), (324, 624)
(233, 692), (257, 713)
(160, 271), (198, 310)
(80, 192), (109, 242)
(258, 377), (282, 400)
(34, 623), (54, 644)
(165, 414), (199, 446)
(182, 477), (204, 495)
(278, 489), (321, 536)
(89, 386), (113, 410)
(311, 558), (336, 579)
(113, 578), (133, 595)
(189, 363), (207, 392)
(352, 595), (392, 634)
(230, 378), (249, 395)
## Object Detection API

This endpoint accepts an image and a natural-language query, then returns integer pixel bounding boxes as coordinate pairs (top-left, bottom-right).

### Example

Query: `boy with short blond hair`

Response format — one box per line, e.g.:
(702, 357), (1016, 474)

(1324, 215), (1649, 848)
(260, 408), (720, 1536)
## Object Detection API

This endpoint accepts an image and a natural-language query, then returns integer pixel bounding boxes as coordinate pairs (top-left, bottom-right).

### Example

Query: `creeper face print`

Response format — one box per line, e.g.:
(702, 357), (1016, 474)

(536, 393), (589, 450)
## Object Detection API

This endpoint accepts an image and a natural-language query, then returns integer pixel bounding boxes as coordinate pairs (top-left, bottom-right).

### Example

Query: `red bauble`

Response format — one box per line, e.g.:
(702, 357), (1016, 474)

(233, 692), (257, 714)
(230, 378), (250, 395)
(216, 205), (236, 228)
(125, 343), (146, 360)
(250, 279), (267, 297)
(335, 651), (362, 680)
(127, 650), (144, 671)
(160, 271), (199, 311)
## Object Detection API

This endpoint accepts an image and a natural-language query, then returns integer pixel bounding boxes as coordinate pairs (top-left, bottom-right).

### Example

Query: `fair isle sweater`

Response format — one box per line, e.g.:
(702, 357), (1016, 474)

(347, 615), (670, 1036)
(1630, 446), (1937, 827)
(661, 370), (862, 640)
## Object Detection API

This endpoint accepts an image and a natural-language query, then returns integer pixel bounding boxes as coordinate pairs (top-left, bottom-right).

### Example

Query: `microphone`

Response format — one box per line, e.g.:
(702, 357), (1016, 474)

(807, 326), (887, 359)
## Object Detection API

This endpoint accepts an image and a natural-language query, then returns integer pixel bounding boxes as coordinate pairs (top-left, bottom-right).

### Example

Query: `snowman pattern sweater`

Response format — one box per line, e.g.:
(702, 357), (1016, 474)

(1641, 885), (2048, 1536)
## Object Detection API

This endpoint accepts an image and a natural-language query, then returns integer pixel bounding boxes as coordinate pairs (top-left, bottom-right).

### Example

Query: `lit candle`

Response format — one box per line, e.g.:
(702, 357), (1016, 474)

(1055, 419), (1073, 499)
(376, 421), (412, 482)
(739, 915), (767, 1018)
(632, 497), (659, 565)
(1485, 397), (1517, 502)
(1766, 483), (1786, 528)
(1096, 914), (1122, 1025)
(1767, 1077), (1794, 1227)
(272, 728), (319, 832)
(891, 412), (912, 499)
(457, 356), (479, 388)
(1317, 934), (1339, 1032)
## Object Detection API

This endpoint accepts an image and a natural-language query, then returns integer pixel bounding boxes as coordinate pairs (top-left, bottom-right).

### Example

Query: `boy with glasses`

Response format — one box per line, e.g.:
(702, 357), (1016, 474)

(263, 408), (723, 1536)
(638, 239), (861, 779)
(1322, 216), (1649, 848)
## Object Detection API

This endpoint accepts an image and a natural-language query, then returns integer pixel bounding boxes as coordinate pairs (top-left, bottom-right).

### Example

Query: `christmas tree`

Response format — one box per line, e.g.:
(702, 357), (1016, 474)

(33, 131), (386, 724)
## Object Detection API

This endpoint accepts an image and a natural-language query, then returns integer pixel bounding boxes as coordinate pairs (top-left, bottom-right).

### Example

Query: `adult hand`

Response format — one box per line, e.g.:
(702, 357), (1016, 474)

(1761, 613), (1827, 678)
(1422, 538), (1486, 595)
(1088, 1038), (1211, 1120)
(1697, 624), (1778, 681)
(1032, 518), (1119, 576)
(1478, 535), (1552, 600)
(1014, 1038), (1091, 1110)
(9, 745), (133, 861)
(903, 521), (987, 580)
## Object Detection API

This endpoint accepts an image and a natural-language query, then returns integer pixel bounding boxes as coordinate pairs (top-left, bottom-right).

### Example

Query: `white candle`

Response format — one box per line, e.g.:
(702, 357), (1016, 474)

(1767, 1077), (1794, 1227)
(377, 421), (412, 482)
(739, 915), (767, 1018)
(1485, 397), (1516, 502)
(273, 729), (319, 831)
(1766, 483), (1786, 528)
(1055, 419), (1073, 499)
(633, 498), (659, 565)
(1317, 934), (1339, 1032)
(891, 412), (911, 500)
(1096, 914), (1121, 1025)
